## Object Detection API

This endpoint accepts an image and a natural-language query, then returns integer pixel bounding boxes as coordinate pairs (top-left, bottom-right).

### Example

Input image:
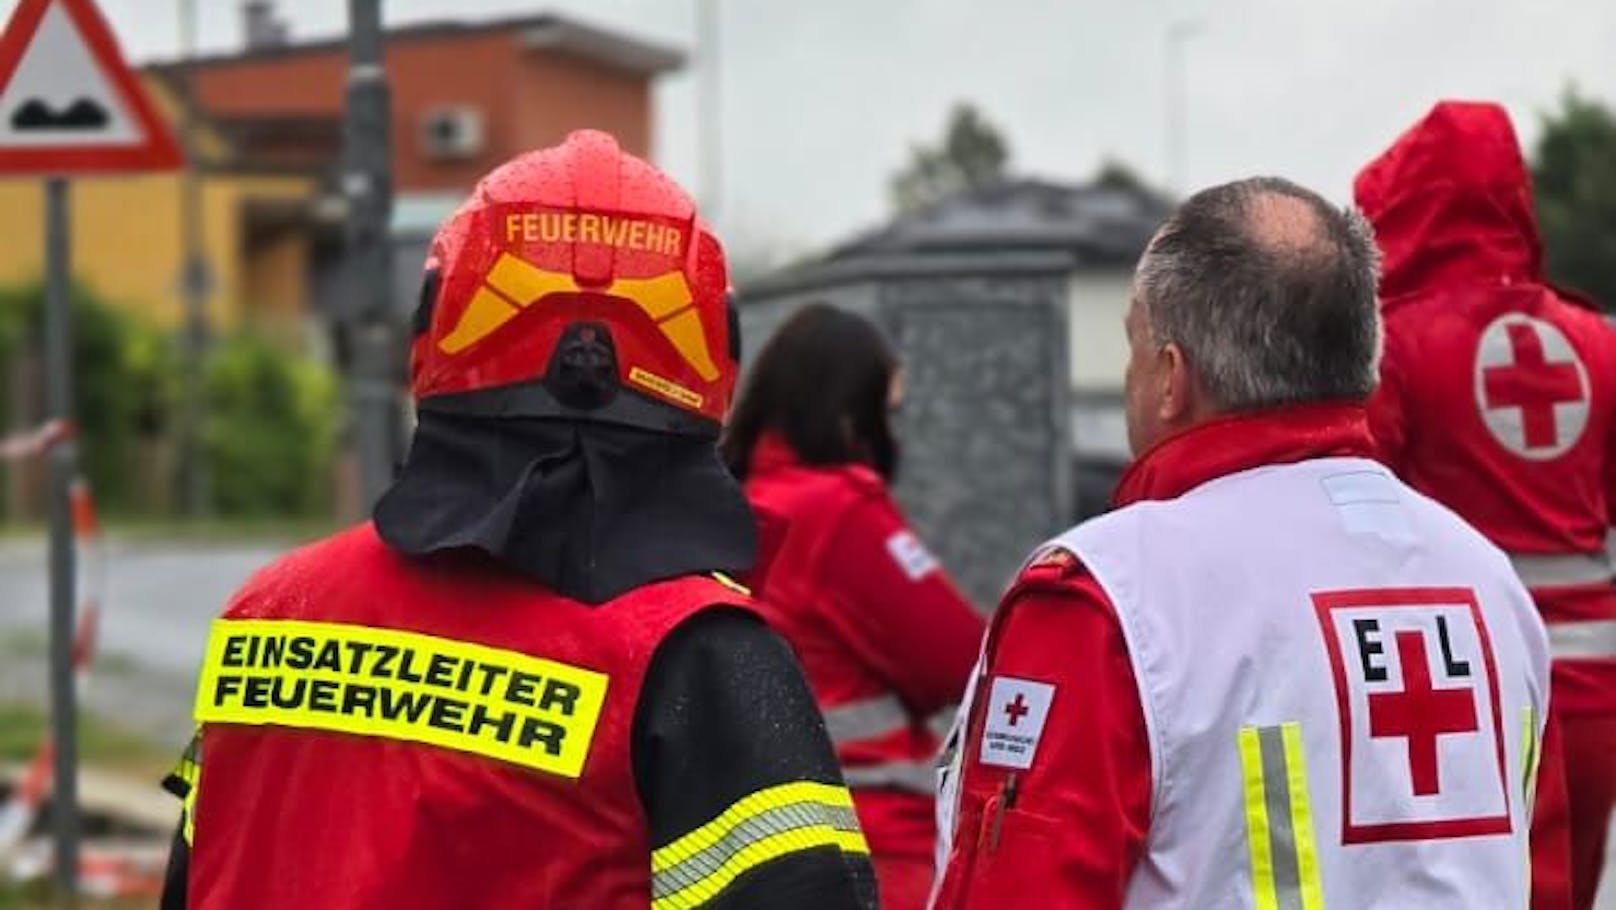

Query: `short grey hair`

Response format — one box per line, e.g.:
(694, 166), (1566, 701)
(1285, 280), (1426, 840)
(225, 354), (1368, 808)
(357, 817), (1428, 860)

(1135, 176), (1382, 411)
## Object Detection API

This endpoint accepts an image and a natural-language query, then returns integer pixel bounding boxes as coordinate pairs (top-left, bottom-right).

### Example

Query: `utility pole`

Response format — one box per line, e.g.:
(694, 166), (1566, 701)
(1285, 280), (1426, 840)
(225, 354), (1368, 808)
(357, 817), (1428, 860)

(696, 0), (722, 223)
(43, 177), (78, 902)
(344, 0), (400, 511)
(177, 0), (209, 516)
(1164, 20), (1204, 196)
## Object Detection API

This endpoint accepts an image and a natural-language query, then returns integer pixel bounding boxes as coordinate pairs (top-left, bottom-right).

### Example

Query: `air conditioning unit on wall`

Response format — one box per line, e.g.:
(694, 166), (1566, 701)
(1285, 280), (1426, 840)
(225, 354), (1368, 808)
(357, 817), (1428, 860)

(420, 106), (486, 161)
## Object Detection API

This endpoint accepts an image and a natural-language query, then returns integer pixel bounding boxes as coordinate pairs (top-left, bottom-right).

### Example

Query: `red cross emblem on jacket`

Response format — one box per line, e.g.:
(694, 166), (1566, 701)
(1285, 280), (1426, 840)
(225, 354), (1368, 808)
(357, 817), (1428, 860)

(1475, 314), (1590, 459)
(1314, 587), (1512, 843)
(1368, 630), (1480, 796)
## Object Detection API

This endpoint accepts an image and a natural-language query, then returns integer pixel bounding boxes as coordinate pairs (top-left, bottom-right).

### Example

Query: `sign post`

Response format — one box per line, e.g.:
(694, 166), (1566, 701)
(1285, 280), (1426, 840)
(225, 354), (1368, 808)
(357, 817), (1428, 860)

(42, 173), (75, 899)
(0, 0), (181, 896)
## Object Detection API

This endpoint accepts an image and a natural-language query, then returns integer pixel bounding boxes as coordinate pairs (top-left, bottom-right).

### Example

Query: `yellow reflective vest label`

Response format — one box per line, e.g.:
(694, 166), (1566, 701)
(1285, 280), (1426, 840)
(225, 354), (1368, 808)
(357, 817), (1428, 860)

(194, 618), (610, 779)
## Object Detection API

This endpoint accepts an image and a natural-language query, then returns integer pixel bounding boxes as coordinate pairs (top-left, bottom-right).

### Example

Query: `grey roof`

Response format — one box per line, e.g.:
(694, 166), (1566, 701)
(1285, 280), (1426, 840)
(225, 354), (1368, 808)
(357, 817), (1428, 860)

(147, 11), (684, 76)
(832, 178), (1170, 262)
(741, 178), (1171, 301)
(516, 17), (684, 74)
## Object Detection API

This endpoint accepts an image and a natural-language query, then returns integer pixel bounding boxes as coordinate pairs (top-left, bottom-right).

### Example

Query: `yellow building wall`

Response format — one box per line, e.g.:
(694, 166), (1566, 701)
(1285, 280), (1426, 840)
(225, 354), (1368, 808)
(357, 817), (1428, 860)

(0, 171), (316, 330)
(243, 223), (310, 320)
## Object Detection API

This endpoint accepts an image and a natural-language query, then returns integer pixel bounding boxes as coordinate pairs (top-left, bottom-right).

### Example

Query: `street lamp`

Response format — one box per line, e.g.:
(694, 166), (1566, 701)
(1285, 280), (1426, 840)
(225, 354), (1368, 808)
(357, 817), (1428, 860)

(696, 0), (722, 224)
(1165, 19), (1204, 196)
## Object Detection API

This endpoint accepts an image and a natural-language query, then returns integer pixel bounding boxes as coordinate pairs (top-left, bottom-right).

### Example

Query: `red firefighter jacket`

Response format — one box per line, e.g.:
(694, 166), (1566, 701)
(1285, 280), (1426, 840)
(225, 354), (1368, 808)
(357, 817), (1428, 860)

(743, 436), (984, 865)
(181, 524), (872, 910)
(1356, 100), (1616, 714)
(931, 406), (1571, 910)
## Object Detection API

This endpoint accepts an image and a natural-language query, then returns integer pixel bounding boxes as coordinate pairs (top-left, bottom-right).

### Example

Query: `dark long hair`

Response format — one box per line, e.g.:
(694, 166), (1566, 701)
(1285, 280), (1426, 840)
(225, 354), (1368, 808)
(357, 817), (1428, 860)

(721, 303), (899, 481)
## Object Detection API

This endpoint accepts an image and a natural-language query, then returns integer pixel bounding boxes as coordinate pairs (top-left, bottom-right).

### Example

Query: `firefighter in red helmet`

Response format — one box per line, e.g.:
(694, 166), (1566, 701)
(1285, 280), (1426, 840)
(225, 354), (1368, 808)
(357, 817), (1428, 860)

(160, 131), (877, 910)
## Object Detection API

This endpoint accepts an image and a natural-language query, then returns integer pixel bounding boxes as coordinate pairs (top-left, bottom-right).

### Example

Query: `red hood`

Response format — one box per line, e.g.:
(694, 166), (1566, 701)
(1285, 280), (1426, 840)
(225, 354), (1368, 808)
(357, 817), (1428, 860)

(1353, 101), (1542, 306)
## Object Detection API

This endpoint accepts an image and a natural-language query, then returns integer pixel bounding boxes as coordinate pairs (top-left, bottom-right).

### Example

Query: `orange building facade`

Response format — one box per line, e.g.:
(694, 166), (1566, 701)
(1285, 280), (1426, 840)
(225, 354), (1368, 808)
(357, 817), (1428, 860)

(163, 14), (675, 194)
(0, 10), (683, 334)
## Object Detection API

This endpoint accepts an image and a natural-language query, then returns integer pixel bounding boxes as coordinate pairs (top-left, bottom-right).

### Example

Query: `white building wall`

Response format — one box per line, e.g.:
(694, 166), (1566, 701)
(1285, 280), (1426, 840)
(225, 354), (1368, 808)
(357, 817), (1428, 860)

(1067, 269), (1133, 462)
(1067, 269), (1133, 391)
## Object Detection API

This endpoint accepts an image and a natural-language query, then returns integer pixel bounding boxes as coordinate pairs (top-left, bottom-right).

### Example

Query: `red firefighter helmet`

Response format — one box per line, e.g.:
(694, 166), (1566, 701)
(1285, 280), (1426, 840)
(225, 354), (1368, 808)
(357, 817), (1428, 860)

(410, 130), (736, 435)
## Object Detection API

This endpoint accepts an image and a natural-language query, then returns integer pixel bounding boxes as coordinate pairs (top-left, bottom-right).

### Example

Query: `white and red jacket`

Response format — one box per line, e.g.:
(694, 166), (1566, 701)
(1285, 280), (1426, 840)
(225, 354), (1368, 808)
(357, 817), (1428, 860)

(1356, 100), (1616, 716)
(931, 405), (1571, 910)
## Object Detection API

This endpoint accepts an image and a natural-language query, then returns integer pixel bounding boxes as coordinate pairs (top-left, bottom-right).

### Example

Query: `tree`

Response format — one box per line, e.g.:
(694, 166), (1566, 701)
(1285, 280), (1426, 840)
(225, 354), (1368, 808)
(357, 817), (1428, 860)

(1531, 87), (1616, 311)
(891, 102), (1010, 213)
(1092, 157), (1154, 195)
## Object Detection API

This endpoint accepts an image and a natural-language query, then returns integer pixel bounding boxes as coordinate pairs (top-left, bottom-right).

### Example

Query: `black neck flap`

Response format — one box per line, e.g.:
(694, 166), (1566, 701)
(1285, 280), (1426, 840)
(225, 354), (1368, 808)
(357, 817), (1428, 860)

(374, 412), (756, 604)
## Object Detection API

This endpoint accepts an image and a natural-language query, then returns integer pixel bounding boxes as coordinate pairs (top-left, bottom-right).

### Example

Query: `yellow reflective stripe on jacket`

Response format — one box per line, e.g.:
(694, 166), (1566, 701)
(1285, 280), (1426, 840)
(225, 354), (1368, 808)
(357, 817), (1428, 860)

(650, 781), (869, 910)
(181, 768), (199, 846)
(193, 618), (610, 779)
(168, 737), (201, 846)
(1238, 723), (1324, 910)
(1520, 706), (1541, 803)
(1238, 728), (1279, 910)
(1521, 706), (1541, 908)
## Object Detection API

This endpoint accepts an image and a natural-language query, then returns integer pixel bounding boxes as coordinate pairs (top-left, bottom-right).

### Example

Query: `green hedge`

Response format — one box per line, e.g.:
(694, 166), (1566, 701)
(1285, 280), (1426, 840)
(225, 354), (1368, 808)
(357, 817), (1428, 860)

(204, 333), (339, 516)
(0, 283), (172, 514)
(0, 283), (340, 518)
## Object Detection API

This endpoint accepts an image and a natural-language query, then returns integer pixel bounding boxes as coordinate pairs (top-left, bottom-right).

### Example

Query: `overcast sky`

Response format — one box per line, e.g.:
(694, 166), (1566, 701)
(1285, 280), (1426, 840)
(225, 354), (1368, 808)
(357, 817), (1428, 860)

(51, 0), (1616, 260)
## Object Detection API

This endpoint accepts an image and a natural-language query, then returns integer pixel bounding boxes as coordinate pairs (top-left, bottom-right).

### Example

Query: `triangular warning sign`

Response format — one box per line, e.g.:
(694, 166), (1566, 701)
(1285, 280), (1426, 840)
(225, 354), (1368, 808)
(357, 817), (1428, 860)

(0, 0), (181, 174)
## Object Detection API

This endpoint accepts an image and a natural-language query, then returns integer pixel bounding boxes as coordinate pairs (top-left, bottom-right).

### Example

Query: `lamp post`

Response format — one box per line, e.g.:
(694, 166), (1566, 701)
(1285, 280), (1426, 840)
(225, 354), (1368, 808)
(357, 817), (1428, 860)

(1165, 19), (1204, 196)
(696, 0), (722, 223)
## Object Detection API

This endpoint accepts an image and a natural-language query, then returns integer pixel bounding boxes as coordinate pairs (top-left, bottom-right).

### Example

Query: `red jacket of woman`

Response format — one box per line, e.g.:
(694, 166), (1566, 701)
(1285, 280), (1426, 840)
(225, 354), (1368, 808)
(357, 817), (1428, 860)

(743, 435), (984, 907)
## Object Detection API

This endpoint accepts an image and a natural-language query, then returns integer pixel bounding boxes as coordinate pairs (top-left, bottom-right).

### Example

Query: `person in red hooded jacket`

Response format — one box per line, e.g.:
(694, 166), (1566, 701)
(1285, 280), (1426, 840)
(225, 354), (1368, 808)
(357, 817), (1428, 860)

(158, 132), (877, 910)
(719, 304), (985, 910)
(1355, 101), (1616, 910)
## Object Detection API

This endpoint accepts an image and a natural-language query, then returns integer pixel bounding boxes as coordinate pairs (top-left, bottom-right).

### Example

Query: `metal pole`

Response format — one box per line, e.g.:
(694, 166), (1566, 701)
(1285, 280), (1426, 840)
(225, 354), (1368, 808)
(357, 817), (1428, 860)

(696, 0), (722, 222)
(177, 0), (209, 517)
(344, 0), (399, 511)
(43, 176), (79, 901)
(1164, 20), (1202, 196)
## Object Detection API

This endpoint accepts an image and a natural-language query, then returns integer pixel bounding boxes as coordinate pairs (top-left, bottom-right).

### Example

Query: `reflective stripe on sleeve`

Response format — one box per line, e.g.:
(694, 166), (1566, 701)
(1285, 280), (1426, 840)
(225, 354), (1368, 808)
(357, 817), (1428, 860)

(1546, 620), (1616, 660)
(822, 694), (910, 744)
(649, 781), (868, 910)
(1238, 723), (1324, 910)
(841, 759), (937, 795)
(1508, 551), (1615, 589)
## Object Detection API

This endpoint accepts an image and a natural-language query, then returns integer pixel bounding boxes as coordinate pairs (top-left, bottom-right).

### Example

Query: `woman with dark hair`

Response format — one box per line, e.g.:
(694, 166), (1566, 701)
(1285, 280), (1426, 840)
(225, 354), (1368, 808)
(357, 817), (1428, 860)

(722, 303), (985, 910)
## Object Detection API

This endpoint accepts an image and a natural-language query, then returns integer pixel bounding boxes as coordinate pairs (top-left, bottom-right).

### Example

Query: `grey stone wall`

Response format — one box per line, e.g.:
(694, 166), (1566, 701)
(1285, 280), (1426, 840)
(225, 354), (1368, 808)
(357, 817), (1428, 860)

(736, 271), (1071, 608)
(879, 277), (1070, 606)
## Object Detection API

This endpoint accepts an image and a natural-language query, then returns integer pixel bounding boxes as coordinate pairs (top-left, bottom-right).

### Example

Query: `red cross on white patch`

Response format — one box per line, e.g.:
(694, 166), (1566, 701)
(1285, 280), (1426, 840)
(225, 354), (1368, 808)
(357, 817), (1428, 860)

(979, 676), (1055, 770)
(1473, 314), (1590, 460)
